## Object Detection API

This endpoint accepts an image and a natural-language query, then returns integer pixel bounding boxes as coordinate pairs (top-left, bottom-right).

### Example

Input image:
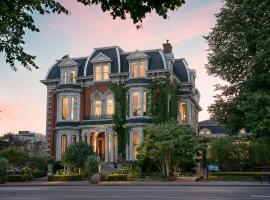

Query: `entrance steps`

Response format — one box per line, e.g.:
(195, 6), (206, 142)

(100, 162), (118, 174)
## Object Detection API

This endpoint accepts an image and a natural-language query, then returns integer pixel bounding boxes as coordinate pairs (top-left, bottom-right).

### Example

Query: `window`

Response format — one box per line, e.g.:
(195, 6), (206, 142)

(94, 94), (102, 116)
(130, 60), (146, 78)
(71, 135), (76, 143)
(61, 135), (67, 156)
(106, 94), (114, 115)
(94, 63), (110, 81)
(71, 96), (78, 120)
(143, 92), (147, 116)
(62, 97), (69, 120)
(179, 102), (187, 124)
(133, 132), (140, 160)
(60, 95), (79, 121)
(132, 92), (140, 116)
(62, 68), (76, 83)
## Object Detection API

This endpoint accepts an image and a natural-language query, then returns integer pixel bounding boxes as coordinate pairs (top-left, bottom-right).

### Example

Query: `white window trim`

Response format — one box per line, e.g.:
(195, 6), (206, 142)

(105, 92), (115, 115)
(60, 66), (78, 84)
(57, 93), (80, 122)
(129, 59), (148, 79)
(93, 62), (111, 82)
(129, 88), (149, 118)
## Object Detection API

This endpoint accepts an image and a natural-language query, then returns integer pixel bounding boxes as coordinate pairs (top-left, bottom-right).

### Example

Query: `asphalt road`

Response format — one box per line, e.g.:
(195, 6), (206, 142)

(0, 185), (270, 200)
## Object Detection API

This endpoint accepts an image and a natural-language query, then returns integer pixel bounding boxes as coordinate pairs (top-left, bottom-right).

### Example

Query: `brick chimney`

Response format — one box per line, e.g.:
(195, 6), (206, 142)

(162, 40), (173, 53)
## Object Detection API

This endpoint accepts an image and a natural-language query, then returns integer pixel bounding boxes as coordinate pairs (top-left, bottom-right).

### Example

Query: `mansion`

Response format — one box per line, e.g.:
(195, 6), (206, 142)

(41, 42), (201, 162)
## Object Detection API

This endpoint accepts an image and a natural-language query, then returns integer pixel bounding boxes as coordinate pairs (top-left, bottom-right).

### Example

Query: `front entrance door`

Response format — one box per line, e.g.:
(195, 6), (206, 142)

(96, 133), (105, 161)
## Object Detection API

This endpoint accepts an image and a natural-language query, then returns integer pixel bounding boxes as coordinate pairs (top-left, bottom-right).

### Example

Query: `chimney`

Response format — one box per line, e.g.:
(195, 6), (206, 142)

(162, 40), (172, 53)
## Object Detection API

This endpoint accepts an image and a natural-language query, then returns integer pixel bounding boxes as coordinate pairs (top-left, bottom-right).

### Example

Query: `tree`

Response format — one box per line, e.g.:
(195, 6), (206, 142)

(0, 157), (9, 184)
(1, 0), (185, 71)
(205, 0), (270, 138)
(0, 147), (29, 168)
(64, 142), (94, 169)
(141, 122), (199, 177)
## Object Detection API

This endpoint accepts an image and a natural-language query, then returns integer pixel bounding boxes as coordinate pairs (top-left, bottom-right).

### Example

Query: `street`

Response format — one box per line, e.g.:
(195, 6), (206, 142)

(0, 185), (270, 200)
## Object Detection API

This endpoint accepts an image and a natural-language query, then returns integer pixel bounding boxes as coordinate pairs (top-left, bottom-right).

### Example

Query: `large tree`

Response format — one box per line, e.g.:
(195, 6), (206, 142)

(141, 122), (199, 177)
(206, 0), (270, 137)
(0, 0), (185, 71)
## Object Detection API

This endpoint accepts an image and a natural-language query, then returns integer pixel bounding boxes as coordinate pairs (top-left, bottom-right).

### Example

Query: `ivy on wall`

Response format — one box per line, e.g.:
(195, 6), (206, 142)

(110, 82), (128, 161)
(150, 77), (179, 123)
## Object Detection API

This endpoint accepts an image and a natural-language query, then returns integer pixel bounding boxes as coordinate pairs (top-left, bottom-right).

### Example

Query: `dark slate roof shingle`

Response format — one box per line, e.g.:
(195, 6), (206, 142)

(173, 59), (189, 82)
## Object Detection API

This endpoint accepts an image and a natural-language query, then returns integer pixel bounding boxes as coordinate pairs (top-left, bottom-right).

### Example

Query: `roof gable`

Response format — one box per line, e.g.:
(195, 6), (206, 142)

(90, 52), (112, 63)
(126, 50), (150, 60)
(58, 57), (79, 67)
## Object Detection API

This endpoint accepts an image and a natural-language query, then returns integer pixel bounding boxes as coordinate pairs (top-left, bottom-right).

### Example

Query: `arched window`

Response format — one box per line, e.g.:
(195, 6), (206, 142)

(132, 92), (140, 116)
(133, 132), (140, 160)
(61, 135), (67, 156)
(94, 94), (102, 116)
(106, 94), (114, 115)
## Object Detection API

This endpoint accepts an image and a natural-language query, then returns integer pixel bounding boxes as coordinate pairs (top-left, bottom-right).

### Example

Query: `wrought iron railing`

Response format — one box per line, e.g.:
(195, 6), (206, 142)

(83, 114), (113, 120)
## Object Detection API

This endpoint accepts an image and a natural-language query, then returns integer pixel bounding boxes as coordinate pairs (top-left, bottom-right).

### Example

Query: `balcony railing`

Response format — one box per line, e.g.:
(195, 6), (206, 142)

(83, 114), (113, 120)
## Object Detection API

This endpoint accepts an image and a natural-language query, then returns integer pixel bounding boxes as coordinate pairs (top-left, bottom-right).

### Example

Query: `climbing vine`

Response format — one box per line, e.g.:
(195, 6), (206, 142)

(150, 77), (179, 123)
(110, 82), (128, 161)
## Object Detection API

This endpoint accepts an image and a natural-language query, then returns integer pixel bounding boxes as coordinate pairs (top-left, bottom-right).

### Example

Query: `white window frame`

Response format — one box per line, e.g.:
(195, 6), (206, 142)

(129, 89), (148, 117)
(57, 93), (80, 122)
(105, 93), (115, 115)
(60, 66), (78, 84)
(129, 59), (148, 79)
(94, 62), (111, 81)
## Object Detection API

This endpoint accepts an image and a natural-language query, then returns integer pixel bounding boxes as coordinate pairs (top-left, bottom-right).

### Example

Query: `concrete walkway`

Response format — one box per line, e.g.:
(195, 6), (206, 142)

(1, 179), (269, 187)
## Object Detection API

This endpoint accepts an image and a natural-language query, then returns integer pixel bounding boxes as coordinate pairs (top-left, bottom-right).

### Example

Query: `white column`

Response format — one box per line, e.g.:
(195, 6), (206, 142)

(139, 91), (143, 116)
(67, 134), (72, 146)
(110, 133), (114, 162)
(105, 131), (109, 162)
(56, 134), (61, 161)
(129, 131), (133, 160)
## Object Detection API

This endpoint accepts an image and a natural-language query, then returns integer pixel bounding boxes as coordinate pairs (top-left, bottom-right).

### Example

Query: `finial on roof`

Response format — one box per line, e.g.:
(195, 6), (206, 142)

(61, 54), (69, 59)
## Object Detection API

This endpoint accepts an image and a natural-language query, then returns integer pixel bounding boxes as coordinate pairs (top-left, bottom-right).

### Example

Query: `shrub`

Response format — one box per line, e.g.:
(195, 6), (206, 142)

(32, 169), (47, 178)
(53, 161), (63, 173)
(107, 174), (128, 181)
(7, 174), (33, 182)
(0, 147), (28, 168)
(48, 174), (83, 181)
(0, 157), (9, 184)
(84, 155), (100, 180)
(119, 163), (141, 180)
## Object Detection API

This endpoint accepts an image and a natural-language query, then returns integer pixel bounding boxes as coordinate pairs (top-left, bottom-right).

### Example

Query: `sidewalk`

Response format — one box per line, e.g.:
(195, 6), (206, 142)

(1, 179), (270, 187)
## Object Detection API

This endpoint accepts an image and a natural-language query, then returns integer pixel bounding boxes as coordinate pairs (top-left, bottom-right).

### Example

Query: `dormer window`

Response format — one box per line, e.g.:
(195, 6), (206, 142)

(94, 63), (109, 81)
(58, 55), (79, 84)
(91, 52), (112, 82)
(131, 60), (146, 78)
(127, 50), (149, 79)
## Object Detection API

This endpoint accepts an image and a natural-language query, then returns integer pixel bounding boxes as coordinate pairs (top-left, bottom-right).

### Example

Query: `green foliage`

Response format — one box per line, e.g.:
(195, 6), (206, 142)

(48, 174), (83, 181)
(29, 153), (48, 173)
(118, 163), (141, 180)
(249, 138), (270, 166)
(0, 157), (9, 184)
(107, 174), (128, 181)
(141, 122), (199, 177)
(64, 142), (94, 169)
(110, 82), (128, 160)
(206, 0), (270, 137)
(84, 155), (100, 180)
(150, 78), (178, 123)
(209, 137), (250, 171)
(1, 0), (185, 70)
(0, 147), (28, 168)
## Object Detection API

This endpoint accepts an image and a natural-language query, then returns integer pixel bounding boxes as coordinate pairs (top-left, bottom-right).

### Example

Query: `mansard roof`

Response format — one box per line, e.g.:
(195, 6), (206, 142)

(199, 120), (229, 134)
(44, 46), (192, 84)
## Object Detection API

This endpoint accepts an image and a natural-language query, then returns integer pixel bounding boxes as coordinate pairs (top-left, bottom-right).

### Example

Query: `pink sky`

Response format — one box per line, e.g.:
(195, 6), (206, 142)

(0, 0), (224, 135)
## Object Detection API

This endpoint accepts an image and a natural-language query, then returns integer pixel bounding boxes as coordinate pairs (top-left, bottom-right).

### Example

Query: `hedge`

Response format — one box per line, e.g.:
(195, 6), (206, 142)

(7, 174), (33, 182)
(48, 174), (83, 181)
(32, 170), (47, 178)
(107, 174), (128, 181)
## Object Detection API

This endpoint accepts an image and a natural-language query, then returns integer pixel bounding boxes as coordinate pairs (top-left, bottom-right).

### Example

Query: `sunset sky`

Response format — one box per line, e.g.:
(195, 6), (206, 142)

(0, 0), (224, 135)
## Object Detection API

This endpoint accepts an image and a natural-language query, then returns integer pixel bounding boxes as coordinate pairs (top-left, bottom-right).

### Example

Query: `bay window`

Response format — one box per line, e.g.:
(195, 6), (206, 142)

(59, 95), (80, 121)
(179, 102), (187, 124)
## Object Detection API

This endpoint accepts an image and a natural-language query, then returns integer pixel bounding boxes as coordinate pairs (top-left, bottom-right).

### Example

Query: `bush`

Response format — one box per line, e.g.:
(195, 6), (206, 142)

(53, 161), (63, 173)
(48, 174), (83, 181)
(107, 174), (128, 181)
(0, 157), (9, 183)
(7, 174), (33, 182)
(119, 163), (141, 180)
(32, 169), (47, 178)
(84, 155), (100, 180)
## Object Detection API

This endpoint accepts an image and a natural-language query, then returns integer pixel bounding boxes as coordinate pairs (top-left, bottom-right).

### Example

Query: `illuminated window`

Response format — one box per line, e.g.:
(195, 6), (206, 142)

(61, 135), (67, 156)
(71, 135), (76, 143)
(133, 132), (140, 160)
(95, 63), (110, 81)
(132, 92), (140, 116)
(143, 92), (147, 116)
(130, 60), (146, 78)
(62, 69), (76, 83)
(106, 94), (114, 115)
(179, 102), (187, 124)
(71, 96), (78, 120)
(94, 95), (102, 116)
(70, 71), (76, 83)
(62, 97), (69, 120)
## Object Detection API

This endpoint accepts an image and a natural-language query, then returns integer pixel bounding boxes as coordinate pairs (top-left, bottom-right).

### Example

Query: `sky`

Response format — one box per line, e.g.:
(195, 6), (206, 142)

(0, 0), (225, 135)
